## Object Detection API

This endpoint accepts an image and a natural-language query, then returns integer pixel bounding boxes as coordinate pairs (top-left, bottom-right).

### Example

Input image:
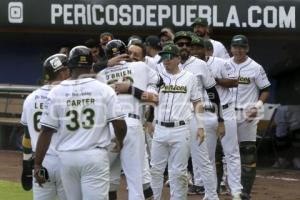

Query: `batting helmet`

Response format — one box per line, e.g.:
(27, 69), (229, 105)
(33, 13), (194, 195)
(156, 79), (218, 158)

(68, 45), (93, 68)
(106, 39), (127, 59)
(43, 53), (68, 72)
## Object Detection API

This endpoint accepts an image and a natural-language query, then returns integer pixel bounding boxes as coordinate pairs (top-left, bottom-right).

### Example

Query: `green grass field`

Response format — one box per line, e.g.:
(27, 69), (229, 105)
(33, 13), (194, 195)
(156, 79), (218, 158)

(0, 180), (32, 200)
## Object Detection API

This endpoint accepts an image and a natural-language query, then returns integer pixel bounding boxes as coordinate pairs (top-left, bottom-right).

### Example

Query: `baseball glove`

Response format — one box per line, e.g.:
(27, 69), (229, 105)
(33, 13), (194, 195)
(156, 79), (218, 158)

(21, 159), (34, 191)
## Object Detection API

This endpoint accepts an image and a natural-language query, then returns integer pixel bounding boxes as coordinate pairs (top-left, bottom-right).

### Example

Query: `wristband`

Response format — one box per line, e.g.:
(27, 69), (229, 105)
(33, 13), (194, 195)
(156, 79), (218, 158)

(128, 86), (143, 100)
(195, 112), (204, 129)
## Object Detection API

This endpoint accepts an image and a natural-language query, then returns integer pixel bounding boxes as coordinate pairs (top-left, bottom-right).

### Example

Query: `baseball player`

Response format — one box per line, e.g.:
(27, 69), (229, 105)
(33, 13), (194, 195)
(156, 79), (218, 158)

(149, 43), (206, 200)
(97, 40), (159, 200)
(192, 17), (229, 59)
(229, 35), (271, 200)
(144, 35), (162, 66)
(203, 39), (244, 199)
(273, 105), (300, 169)
(34, 46), (127, 200)
(173, 31), (219, 199)
(21, 53), (69, 200)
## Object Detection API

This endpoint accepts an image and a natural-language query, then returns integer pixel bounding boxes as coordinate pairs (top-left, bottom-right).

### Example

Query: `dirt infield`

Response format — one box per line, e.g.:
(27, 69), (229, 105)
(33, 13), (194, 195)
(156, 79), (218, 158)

(1, 150), (300, 200)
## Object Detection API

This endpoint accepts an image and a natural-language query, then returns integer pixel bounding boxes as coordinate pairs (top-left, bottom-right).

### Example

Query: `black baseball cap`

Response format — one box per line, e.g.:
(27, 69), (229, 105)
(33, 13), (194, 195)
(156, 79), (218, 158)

(231, 35), (248, 46)
(145, 35), (160, 48)
(204, 39), (213, 49)
(158, 44), (180, 62)
(192, 17), (208, 27)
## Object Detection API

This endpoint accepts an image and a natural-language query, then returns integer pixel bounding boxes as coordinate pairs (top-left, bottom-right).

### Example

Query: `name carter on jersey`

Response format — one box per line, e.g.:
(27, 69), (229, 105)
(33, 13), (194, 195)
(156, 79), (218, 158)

(67, 98), (95, 107)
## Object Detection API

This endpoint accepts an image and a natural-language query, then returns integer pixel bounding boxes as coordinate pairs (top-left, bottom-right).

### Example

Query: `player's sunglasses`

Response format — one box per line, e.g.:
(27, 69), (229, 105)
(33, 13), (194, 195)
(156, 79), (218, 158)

(176, 42), (191, 47)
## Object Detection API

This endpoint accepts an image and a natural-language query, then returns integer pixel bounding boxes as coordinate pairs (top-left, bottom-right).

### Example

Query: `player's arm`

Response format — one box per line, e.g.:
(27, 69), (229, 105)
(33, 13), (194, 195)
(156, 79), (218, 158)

(114, 83), (158, 104)
(193, 100), (206, 144)
(206, 86), (223, 122)
(247, 87), (270, 121)
(21, 125), (33, 191)
(216, 61), (238, 88)
(215, 78), (238, 88)
(93, 54), (130, 72)
(111, 119), (127, 151)
(34, 126), (55, 186)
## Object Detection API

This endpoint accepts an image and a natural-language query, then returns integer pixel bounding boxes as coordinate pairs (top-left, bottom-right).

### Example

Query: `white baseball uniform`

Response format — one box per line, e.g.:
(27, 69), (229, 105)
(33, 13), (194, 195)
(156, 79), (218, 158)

(180, 56), (219, 199)
(40, 78), (124, 200)
(230, 57), (271, 142)
(97, 61), (159, 200)
(21, 85), (66, 200)
(206, 56), (243, 195)
(149, 69), (202, 200)
(210, 39), (230, 59)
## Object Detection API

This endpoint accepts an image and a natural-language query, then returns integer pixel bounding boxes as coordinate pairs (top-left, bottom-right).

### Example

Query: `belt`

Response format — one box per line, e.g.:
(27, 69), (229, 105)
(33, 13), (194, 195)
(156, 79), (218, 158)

(127, 113), (140, 119)
(205, 106), (215, 113)
(222, 103), (230, 109)
(155, 120), (186, 127)
(96, 146), (107, 150)
(235, 108), (244, 111)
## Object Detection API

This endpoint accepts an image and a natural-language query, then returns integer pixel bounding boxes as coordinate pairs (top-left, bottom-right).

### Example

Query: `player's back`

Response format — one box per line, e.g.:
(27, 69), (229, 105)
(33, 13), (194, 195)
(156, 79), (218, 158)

(42, 78), (121, 151)
(21, 85), (58, 154)
(97, 61), (158, 124)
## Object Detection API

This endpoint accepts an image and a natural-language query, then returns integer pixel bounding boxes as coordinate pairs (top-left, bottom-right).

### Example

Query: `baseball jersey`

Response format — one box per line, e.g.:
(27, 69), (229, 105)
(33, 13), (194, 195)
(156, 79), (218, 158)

(145, 56), (158, 71)
(21, 85), (58, 155)
(206, 56), (236, 105)
(229, 57), (271, 108)
(151, 69), (202, 122)
(97, 61), (160, 125)
(210, 39), (230, 59)
(40, 78), (124, 151)
(179, 56), (216, 107)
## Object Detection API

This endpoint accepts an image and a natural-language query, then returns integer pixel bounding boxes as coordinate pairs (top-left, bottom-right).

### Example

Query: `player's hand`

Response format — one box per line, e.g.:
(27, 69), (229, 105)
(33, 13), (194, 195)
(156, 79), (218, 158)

(141, 92), (159, 105)
(33, 165), (46, 187)
(115, 82), (131, 94)
(110, 138), (123, 153)
(107, 54), (130, 67)
(196, 128), (205, 145)
(144, 122), (154, 136)
(246, 107), (258, 122)
(217, 121), (225, 139)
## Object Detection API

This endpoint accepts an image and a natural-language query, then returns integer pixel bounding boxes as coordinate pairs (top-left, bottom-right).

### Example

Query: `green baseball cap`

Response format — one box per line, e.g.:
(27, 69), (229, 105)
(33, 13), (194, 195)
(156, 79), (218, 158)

(231, 35), (248, 46)
(192, 17), (208, 27)
(174, 31), (192, 43)
(158, 44), (180, 62)
(204, 39), (213, 49)
(191, 36), (205, 47)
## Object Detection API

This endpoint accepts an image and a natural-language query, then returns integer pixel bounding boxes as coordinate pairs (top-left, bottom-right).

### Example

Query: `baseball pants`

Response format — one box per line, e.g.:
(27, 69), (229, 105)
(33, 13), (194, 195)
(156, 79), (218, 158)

(33, 154), (66, 200)
(59, 148), (109, 200)
(189, 112), (219, 200)
(150, 124), (190, 200)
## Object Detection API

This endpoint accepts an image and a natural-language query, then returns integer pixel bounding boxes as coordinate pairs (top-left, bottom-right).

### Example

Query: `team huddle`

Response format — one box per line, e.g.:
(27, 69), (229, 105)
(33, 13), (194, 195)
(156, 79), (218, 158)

(20, 17), (271, 200)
